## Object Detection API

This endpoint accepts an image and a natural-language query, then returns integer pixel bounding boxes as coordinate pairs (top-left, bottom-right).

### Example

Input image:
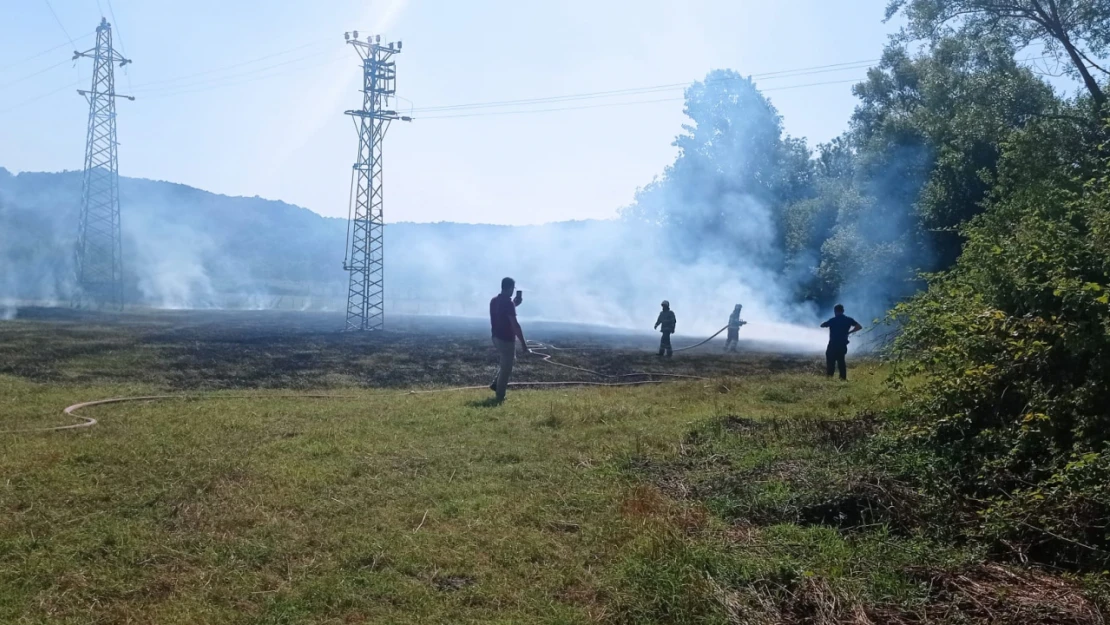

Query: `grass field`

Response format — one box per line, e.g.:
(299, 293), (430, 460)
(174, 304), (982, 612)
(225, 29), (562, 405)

(1, 309), (1103, 624)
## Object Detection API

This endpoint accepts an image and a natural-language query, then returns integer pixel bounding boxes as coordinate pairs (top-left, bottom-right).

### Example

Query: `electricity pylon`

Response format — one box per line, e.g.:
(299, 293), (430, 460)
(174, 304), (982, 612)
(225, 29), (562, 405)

(342, 31), (410, 331)
(73, 18), (133, 309)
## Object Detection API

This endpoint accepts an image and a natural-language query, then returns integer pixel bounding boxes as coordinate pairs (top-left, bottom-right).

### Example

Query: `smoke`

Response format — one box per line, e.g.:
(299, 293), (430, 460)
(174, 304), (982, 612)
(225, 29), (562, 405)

(0, 169), (348, 314)
(388, 217), (828, 351)
(0, 164), (865, 353)
(126, 205), (218, 308)
(0, 72), (927, 353)
(0, 171), (71, 317)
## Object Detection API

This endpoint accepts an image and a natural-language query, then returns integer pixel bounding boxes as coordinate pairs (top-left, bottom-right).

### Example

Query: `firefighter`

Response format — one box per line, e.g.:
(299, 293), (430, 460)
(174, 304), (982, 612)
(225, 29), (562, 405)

(654, 300), (676, 357)
(724, 304), (746, 352)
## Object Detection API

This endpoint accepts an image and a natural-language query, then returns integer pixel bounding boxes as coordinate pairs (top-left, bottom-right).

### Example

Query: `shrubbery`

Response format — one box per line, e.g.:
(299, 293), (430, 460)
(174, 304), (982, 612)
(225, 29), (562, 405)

(882, 122), (1110, 568)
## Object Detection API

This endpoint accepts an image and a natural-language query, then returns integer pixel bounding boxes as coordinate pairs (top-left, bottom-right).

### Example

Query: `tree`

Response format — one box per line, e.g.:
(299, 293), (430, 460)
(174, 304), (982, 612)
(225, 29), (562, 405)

(884, 120), (1110, 568)
(622, 70), (813, 268)
(888, 0), (1110, 110)
(851, 34), (1058, 267)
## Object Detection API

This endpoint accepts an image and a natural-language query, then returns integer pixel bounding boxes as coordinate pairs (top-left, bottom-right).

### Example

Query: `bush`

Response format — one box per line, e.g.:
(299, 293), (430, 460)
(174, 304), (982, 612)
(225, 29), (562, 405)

(882, 126), (1110, 568)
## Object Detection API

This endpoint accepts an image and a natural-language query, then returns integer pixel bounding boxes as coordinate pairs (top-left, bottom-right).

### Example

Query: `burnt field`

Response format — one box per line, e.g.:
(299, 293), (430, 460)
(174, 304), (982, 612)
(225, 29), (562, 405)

(0, 307), (820, 391)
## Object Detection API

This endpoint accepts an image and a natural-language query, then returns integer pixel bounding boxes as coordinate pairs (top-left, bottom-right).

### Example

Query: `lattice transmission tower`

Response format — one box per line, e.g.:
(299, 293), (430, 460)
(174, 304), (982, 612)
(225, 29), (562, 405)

(73, 18), (133, 309)
(342, 31), (410, 331)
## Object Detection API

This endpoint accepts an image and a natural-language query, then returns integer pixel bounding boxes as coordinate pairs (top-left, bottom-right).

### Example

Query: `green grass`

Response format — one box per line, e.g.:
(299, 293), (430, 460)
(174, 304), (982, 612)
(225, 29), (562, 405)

(0, 364), (901, 624)
(2, 311), (1102, 623)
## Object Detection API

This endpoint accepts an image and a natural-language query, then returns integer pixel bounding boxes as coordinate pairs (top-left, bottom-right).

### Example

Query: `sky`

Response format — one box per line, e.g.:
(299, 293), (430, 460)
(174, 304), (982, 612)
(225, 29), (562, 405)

(0, 1), (905, 225)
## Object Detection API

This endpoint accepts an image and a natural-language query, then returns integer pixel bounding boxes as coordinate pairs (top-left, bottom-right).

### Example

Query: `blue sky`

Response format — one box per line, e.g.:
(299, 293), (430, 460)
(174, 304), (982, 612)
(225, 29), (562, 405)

(1, 1), (903, 225)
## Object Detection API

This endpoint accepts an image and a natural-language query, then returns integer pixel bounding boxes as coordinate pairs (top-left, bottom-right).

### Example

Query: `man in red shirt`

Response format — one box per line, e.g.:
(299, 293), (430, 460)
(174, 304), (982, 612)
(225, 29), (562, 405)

(489, 276), (528, 402)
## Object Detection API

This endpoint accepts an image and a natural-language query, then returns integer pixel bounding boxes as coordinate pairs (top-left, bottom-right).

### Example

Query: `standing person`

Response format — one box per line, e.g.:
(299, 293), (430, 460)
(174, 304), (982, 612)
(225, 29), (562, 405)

(654, 300), (676, 357)
(724, 304), (746, 352)
(489, 277), (528, 402)
(820, 304), (862, 380)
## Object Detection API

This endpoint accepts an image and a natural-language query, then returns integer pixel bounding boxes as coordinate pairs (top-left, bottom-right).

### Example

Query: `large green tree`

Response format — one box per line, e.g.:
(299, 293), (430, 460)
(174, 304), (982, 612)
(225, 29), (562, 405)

(888, 0), (1110, 109)
(780, 34), (1058, 309)
(622, 70), (813, 267)
(852, 35), (1058, 267)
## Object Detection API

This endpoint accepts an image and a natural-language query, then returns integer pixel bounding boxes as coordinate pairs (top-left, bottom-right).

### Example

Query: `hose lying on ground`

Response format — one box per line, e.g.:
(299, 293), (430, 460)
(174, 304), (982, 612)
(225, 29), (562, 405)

(525, 340), (706, 381)
(5, 379), (674, 434)
(9, 330), (736, 434)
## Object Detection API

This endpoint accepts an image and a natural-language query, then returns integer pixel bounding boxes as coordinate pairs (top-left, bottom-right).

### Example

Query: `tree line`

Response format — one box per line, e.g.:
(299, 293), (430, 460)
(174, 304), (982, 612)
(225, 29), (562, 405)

(626, 0), (1110, 569)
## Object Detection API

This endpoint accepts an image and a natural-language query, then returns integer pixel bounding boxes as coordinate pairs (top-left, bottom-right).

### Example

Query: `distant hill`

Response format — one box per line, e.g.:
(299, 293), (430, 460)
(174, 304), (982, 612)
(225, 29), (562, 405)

(0, 167), (348, 307)
(0, 168), (614, 317)
(0, 168), (817, 337)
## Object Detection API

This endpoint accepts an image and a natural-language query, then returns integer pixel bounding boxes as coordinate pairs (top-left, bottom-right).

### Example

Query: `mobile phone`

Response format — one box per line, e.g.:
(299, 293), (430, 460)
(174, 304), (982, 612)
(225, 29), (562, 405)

(515, 290), (522, 297)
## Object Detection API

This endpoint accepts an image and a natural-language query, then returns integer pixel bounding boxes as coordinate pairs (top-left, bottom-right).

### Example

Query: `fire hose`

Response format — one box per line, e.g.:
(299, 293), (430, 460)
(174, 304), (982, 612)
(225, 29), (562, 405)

(673, 325), (730, 352)
(8, 328), (737, 434)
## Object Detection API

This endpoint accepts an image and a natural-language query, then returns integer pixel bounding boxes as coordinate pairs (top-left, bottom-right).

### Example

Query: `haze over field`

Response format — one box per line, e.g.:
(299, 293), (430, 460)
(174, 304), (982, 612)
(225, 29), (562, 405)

(0, 0), (1086, 351)
(0, 168), (831, 349)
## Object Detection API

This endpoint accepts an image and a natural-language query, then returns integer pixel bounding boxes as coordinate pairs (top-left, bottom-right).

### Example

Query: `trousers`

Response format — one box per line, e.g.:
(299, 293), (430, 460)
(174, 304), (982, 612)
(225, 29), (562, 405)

(491, 337), (516, 400)
(725, 327), (740, 351)
(826, 343), (848, 380)
(658, 332), (672, 357)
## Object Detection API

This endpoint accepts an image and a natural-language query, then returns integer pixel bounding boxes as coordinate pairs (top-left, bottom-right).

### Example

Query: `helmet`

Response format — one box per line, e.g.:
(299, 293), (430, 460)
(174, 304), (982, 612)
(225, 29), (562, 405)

(661, 300), (670, 307)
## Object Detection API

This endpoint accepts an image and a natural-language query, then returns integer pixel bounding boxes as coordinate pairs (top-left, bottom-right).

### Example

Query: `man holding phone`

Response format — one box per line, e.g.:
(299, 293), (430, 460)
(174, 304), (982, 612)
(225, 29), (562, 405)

(489, 276), (529, 402)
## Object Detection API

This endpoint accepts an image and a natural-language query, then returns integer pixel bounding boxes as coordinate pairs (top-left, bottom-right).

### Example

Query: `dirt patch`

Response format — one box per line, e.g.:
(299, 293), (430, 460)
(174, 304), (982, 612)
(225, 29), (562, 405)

(811, 412), (879, 450)
(721, 415), (763, 433)
(546, 520), (581, 533)
(795, 477), (923, 534)
(432, 575), (476, 592)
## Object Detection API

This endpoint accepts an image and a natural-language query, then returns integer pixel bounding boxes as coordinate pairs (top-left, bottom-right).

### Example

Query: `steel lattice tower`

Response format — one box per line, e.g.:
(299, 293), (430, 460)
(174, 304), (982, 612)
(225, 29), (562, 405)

(342, 32), (409, 331)
(73, 18), (133, 309)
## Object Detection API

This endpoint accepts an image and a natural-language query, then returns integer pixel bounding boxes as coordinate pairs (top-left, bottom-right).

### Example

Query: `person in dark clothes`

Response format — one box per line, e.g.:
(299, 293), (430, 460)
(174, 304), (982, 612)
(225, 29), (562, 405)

(489, 277), (528, 402)
(820, 304), (862, 380)
(654, 300), (676, 357)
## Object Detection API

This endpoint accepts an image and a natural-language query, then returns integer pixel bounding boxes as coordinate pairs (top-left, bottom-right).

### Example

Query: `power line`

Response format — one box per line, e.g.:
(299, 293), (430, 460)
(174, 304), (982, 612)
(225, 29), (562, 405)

(131, 48), (336, 93)
(409, 53), (1057, 116)
(0, 58), (72, 90)
(41, 0), (76, 47)
(126, 39), (329, 91)
(105, 0), (126, 55)
(0, 81), (80, 114)
(415, 78), (866, 120)
(132, 49), (344, 97)
(410, 59), (879, 114)
(418, 95), (683, 119)
(40, 0), (84, 83)
(0, 31), (95, 74)
(103, 0), (131, 90)
(138, 53), (345, 99)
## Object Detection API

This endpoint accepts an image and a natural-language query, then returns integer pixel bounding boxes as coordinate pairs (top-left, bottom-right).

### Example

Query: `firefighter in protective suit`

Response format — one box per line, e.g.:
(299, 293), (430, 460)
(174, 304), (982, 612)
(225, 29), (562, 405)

(654, 300), (676, 357)
(724, 304), (746, 352)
